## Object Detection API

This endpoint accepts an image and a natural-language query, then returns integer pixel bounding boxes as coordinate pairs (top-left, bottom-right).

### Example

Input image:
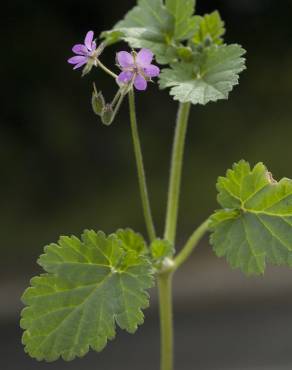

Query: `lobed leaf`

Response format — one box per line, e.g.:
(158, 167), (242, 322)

(159, 44), (246, 105)
(102, 0), (202, 64)
(210, 161), (292, 275)
(102, 0), (175, 64)
(165, 0), (197, 40)
(150, 238), (175, 263)
(21, 230), (154, 361)
(192, 11), (225, 46)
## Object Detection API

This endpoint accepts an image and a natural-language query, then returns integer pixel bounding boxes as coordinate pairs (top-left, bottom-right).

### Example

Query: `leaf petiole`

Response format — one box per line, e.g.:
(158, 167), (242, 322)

(173, 219), (211, 271)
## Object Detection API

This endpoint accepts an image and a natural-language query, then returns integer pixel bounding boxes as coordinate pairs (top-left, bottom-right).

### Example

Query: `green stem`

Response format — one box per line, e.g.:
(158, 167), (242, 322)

(158, 271), (174, 370)
(128, 89), (156, 242)
(164, 102), (191, 244)
(96, 60), (117, 79)
(112, 91), (126, 119)
(173, 219), (210, 271)
(111, 89), (122, 108)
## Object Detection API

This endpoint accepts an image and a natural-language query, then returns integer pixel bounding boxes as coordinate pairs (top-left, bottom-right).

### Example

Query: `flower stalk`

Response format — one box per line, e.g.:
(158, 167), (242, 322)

(96, 59), (118, 79)
(128, 89), (156, 242)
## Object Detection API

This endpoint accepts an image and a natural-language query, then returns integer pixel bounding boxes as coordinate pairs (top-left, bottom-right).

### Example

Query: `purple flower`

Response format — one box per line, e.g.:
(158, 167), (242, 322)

(68, 31), (101, 70)
(116, 49), (160, 91)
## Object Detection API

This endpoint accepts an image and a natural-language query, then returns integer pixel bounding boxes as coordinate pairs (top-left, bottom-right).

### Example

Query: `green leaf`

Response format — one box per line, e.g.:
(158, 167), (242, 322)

(103, 27), (176, 64)
(150, 238), (175, 261)
(116, 0), (173, 32)
(210, 160), (292, 276)
(101, 0), (175, 64)
(21, 230), (154, 362)
(116, 228), (148, 254)
(192, 11), (225, 46)
(159, 44), (246, 105)
(165, 0), (197, 40)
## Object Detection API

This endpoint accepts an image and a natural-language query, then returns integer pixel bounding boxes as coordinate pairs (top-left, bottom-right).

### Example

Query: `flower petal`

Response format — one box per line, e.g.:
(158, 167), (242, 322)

(144, 64), (160, 78)
(68, 55), (87, 65)
(72, 44), (88, 55)
(84, 31), (94, 50)
(134, 74), (147, 91)
(118, 71), (134, 84)
(136, 49), (153, 67)
(73, 60), (87, 70)
(117, 51), (134, 68)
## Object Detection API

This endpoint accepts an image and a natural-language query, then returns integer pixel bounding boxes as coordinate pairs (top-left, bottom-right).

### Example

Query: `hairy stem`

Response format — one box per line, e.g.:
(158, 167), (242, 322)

(174, 219), (210, 271)
(96, 60), (117, 79)
(164, 102), (191, 244)
(158, 271), (174, 370)
(128, 89), (156, 242)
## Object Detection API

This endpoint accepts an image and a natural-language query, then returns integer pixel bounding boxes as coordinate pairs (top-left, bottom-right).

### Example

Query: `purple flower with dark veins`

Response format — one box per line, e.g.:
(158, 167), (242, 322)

(116, 49), (160, 91)
(68, 31), (104, 73)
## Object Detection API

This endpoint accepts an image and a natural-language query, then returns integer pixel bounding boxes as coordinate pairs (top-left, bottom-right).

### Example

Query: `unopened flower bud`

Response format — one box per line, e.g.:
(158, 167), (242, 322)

(92, 86), (105, 116)
(101, 104), (114, 126)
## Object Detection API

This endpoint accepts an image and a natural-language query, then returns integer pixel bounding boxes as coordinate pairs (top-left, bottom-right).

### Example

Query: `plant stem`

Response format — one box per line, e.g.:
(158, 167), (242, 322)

(164, 102), (191, 244)
(158, 271), (174, 370)
(128, 89), (156, 242)
(112, 91), (126, 119)
(173, 219), (210, 271)
(96, 60), (117, 79)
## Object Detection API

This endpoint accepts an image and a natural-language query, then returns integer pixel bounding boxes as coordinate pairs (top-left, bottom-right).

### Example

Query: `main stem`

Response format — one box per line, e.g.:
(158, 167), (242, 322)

(164, 102), (191, 244)
(158, 102), (191, 370)
(158, 271), (174, 370)
(128, 89), (156, 242)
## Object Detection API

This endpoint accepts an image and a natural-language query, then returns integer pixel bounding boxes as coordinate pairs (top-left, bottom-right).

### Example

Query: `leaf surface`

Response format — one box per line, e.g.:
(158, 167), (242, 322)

(165, 0), (197, 40)
(192, 11), (225, 46)
(159, 44), (246, 105)
(210, 161), (292, 275)
(150, 238), (174, 262)
(21, 230), (153, 361)
(102, 0), (174, 63)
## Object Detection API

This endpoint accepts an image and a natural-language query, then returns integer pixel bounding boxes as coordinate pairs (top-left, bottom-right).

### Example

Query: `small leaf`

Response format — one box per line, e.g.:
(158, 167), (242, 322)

(192, 11), (225, 46)
(150, 238), (175, 261)
(210, 160), (292, 276)
(159, 44), (246, 105)
(21, 230), (154, 362)
(116, 228), (148, 254)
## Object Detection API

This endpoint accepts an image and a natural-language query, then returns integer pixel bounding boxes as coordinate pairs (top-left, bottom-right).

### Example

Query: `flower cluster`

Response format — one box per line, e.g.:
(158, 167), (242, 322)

(68, 31), (160, 125)
(68, 31), (160, 91)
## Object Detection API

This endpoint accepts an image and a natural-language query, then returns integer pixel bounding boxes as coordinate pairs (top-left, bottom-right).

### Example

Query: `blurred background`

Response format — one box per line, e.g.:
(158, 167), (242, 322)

(2, 0), (292, 369)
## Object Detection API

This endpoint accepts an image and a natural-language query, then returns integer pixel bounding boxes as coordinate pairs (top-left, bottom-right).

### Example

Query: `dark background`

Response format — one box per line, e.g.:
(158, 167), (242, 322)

(2, 0), (292, 369)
